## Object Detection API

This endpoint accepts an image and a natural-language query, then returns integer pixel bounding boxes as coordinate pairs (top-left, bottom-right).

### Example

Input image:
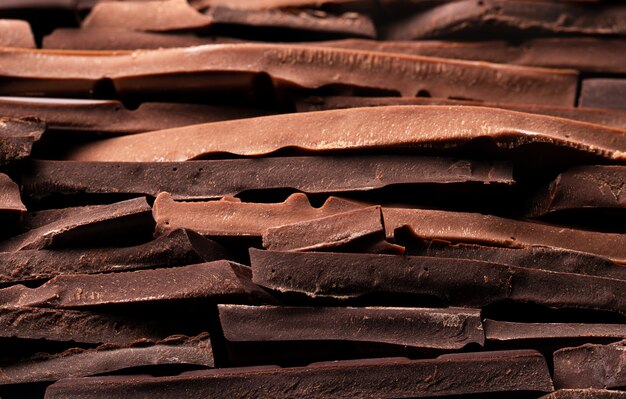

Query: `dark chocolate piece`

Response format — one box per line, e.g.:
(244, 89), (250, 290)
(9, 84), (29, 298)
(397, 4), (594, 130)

(539, 390), (626, 399)
(485, 320), (626, 342)
(0, 229), (230, 284)
(0, 334), (213, 385)
(0, 117), (45, 166)
(0, 20), (35, 48)
(21, 205), (107, 231)
(250, 249), (626, 315)
(219, 304), (484, 349)
(553, 342), (626, 389)
(0, 173), (26, 217)
(44, 350), (553, 398)
(190, 0), (371, 11)
(580, 79), (626, 110)
(0, 197), (153, 252)
(0, 261), (270, 308)
(22, 156), (514, 201)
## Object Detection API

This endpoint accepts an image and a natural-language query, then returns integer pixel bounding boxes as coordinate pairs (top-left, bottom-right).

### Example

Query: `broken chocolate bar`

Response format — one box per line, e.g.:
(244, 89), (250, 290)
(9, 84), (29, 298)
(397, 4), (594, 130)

(539, 390), (626, 399)
(190, 0), (373, 11)
(553, 342), (626, 389)
(44, 350), (553, 398)
(219, 304), (484, 349)
(485, 320), (626, 343)
(580, 79), (626, 110)
(0, 173), (26, 221)
(21, 205), (108, 231)
(0, 117), (45, 166)
(0, 19), (35, 48)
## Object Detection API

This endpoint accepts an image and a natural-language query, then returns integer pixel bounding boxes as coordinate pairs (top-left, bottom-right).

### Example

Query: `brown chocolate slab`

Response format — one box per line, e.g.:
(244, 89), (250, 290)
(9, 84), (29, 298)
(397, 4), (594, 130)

(387, 0), (626, 40)
(383, 208), (626, 263)
(219, 304), (484, 349)
(0, 46), (578, 104)
(527, 166), (626, 217)
(554, 342), (626, 389)
(0, 334), (213, 385)
(0, 117), (45, 166)
(539, 390), (626, 399)
(21, 205), (108, 231)
(44, 350), (553, 398)
(63, 106), (626, 163)
(485, 320), (626, 342)
(0, 229), (230, 284)
(22, 156), (514, 201)
(250, 249), (626, 315)
(191, 0), (371, 10)
(0, 261), (270, 308)
(0, 173), (26, 215)
(580, 79), (626, 110)
(0, 197), (154, 252)
(0, 20), (35, 48)
(154, 192), (364, 238)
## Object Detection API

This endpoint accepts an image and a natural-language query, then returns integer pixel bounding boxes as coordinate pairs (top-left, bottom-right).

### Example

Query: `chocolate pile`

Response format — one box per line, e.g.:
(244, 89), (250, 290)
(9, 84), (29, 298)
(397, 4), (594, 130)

(1, 0), (626, 398)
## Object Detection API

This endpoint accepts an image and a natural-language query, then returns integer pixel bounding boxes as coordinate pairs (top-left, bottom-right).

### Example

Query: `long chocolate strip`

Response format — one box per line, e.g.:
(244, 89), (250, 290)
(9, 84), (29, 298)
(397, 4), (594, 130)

(0, 46), (578, 104)
(0, 173), (26, 216)
(484, 320), (626, 342)
(386, 0), (626, 40)
(0, 197), (154, 252)
(20, 205), (109, 232)
(0, 117), (45, 166)
(0, 334), (214, 385)
(63, 106), (626, 163)
(43, 350), (553, 398)
(0, 20), (36, 48)
(539, 390), (626, 399)
(190, 0), (372, 11)
(527, 166), (626, 217)
(553, 342), (626, 389)
(0, 261), (271, 308)
(580, 79), (626, 110)
(0, 229), (230, 284)
(22, 156), (514, 201)
(383, 208), (626, 263)
(250, 249), (626, 315)
(219, 304), (484, 349)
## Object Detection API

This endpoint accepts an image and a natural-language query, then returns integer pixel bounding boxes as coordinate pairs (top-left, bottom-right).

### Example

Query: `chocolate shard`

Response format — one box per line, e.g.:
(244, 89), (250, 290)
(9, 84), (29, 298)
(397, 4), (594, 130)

(485, 320), (626, 343)
(0, 261), (271, 308)
(0, 197), (154, 252)
(0, 229), (230, 284)
(539, 389), (626, 399)
(22, 156), (514, 201)
(21, 205), (108, 231)
(63, 106), (626, 163)
(386, 0), (626, 40)
(580, 79), (626, 110)
(0, 97), (271, 135)
(383, 208), (626, 263)
(43, 350), (553, 398)
(553, 342), (626, 389)
(0, 20), (36, 48)
(0, 333), (213, 385)
(0, 117), (45, 166)
(154, 192), (364, 238)
(219, 304), (484, 349)
(0, 173), (26, 216)
(190, 0), (372, 11)
(250, 249), (626, 315)
(527, 166), (626, 217)
(262, 206), (402, 254)
(0, 46), (578, 105)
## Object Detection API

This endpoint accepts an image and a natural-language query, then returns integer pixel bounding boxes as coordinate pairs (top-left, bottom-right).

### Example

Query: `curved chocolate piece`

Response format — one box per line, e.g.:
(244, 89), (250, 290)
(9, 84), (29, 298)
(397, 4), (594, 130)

(0, 20), (35, 48)
(0, 173), (26, 217)
(580, 79), (626, 110)
(219, 304), (484, 349)
(0, 117), (45, 166)
(250, 249), (626, 315)
(63, 106), (626, 163)
(383, 208), (626, 263)
(554, 342), (626, 389)
(44, 350), (553, 398)
(485, 320), (626, 343)
(539, 390), (626, 399)
(387, 0), (626, 40)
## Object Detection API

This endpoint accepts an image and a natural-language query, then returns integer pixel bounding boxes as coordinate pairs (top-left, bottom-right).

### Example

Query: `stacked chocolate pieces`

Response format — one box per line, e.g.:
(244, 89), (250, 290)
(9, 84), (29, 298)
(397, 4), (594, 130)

(1, 0), (626, 398)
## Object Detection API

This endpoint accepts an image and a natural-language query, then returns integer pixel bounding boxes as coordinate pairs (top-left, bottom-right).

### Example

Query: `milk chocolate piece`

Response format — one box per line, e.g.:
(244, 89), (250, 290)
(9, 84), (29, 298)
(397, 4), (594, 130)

(387, 0), (626, 40)
(0, 173), (26, 219)
(0, 197), (153, 252)
(44, 350), (553, 398)
(485, 320), (626, 342)
(251, 249), (626, 315)
(154, 192), (364, 238)
(219, 304), (484, 349)
(0, 334), (213, 385)
(0, 117), (45, 166)
(527, 166), (626, 217)
(540, 390), (626, 399)
(0, 20), (35, 48)
(553, 342), (626, 389)
(64, 106), (626, 163)
(580, 79), (626, 110)
(0, 46), (578, 105)
(383, 208), (626, 263)
(0, 261), (270, 308)
(22, 156), (514, 201)
(0, 229), (230, 284)
(191, 0), (371, 11)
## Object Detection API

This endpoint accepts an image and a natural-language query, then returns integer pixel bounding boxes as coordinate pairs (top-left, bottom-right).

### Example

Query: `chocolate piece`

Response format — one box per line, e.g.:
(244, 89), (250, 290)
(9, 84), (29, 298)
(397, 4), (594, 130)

(0, 261), (270, 308)
(485, 320), (626, 342)
(553, 342), (626, 389)
(539, 390), (626, 399)
(22, 156), (514, 201)
(154, 192), (364, 238)
(0, 173), (26, 217)
(0, 229), (230, 284)
(21, 205), (107, 231)
(383, 208), (626, 263)
(0, 334), (213, 385)
(0, 46), (578, 105)
(0, 197), (153, 252)
(386, 0), (626, 40)
(219, 304), (484, 349)
(527, 166), (626, 217)
(250, 249), (626, 315)
(580, 79), (626, 110)
(44, 350), (553, 398)
(190, 0), (371, 11)
(0, 20), (35, 48)
(64, 106), (626, 163)
(0, 117), (45, 166)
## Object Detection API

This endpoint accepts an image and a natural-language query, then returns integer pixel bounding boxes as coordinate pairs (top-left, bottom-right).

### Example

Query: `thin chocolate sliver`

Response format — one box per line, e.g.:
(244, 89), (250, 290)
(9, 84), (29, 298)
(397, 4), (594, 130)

(553, 342), (626, 389)
(0, 173), (26, 217)
(580, 79), (626, 110)
(21, 205), (108, 231)
(485, 320), (626, 343)
(539, 390), (626, 399)
(0, 20), (36, 48)
(0, 117), (45, 166)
